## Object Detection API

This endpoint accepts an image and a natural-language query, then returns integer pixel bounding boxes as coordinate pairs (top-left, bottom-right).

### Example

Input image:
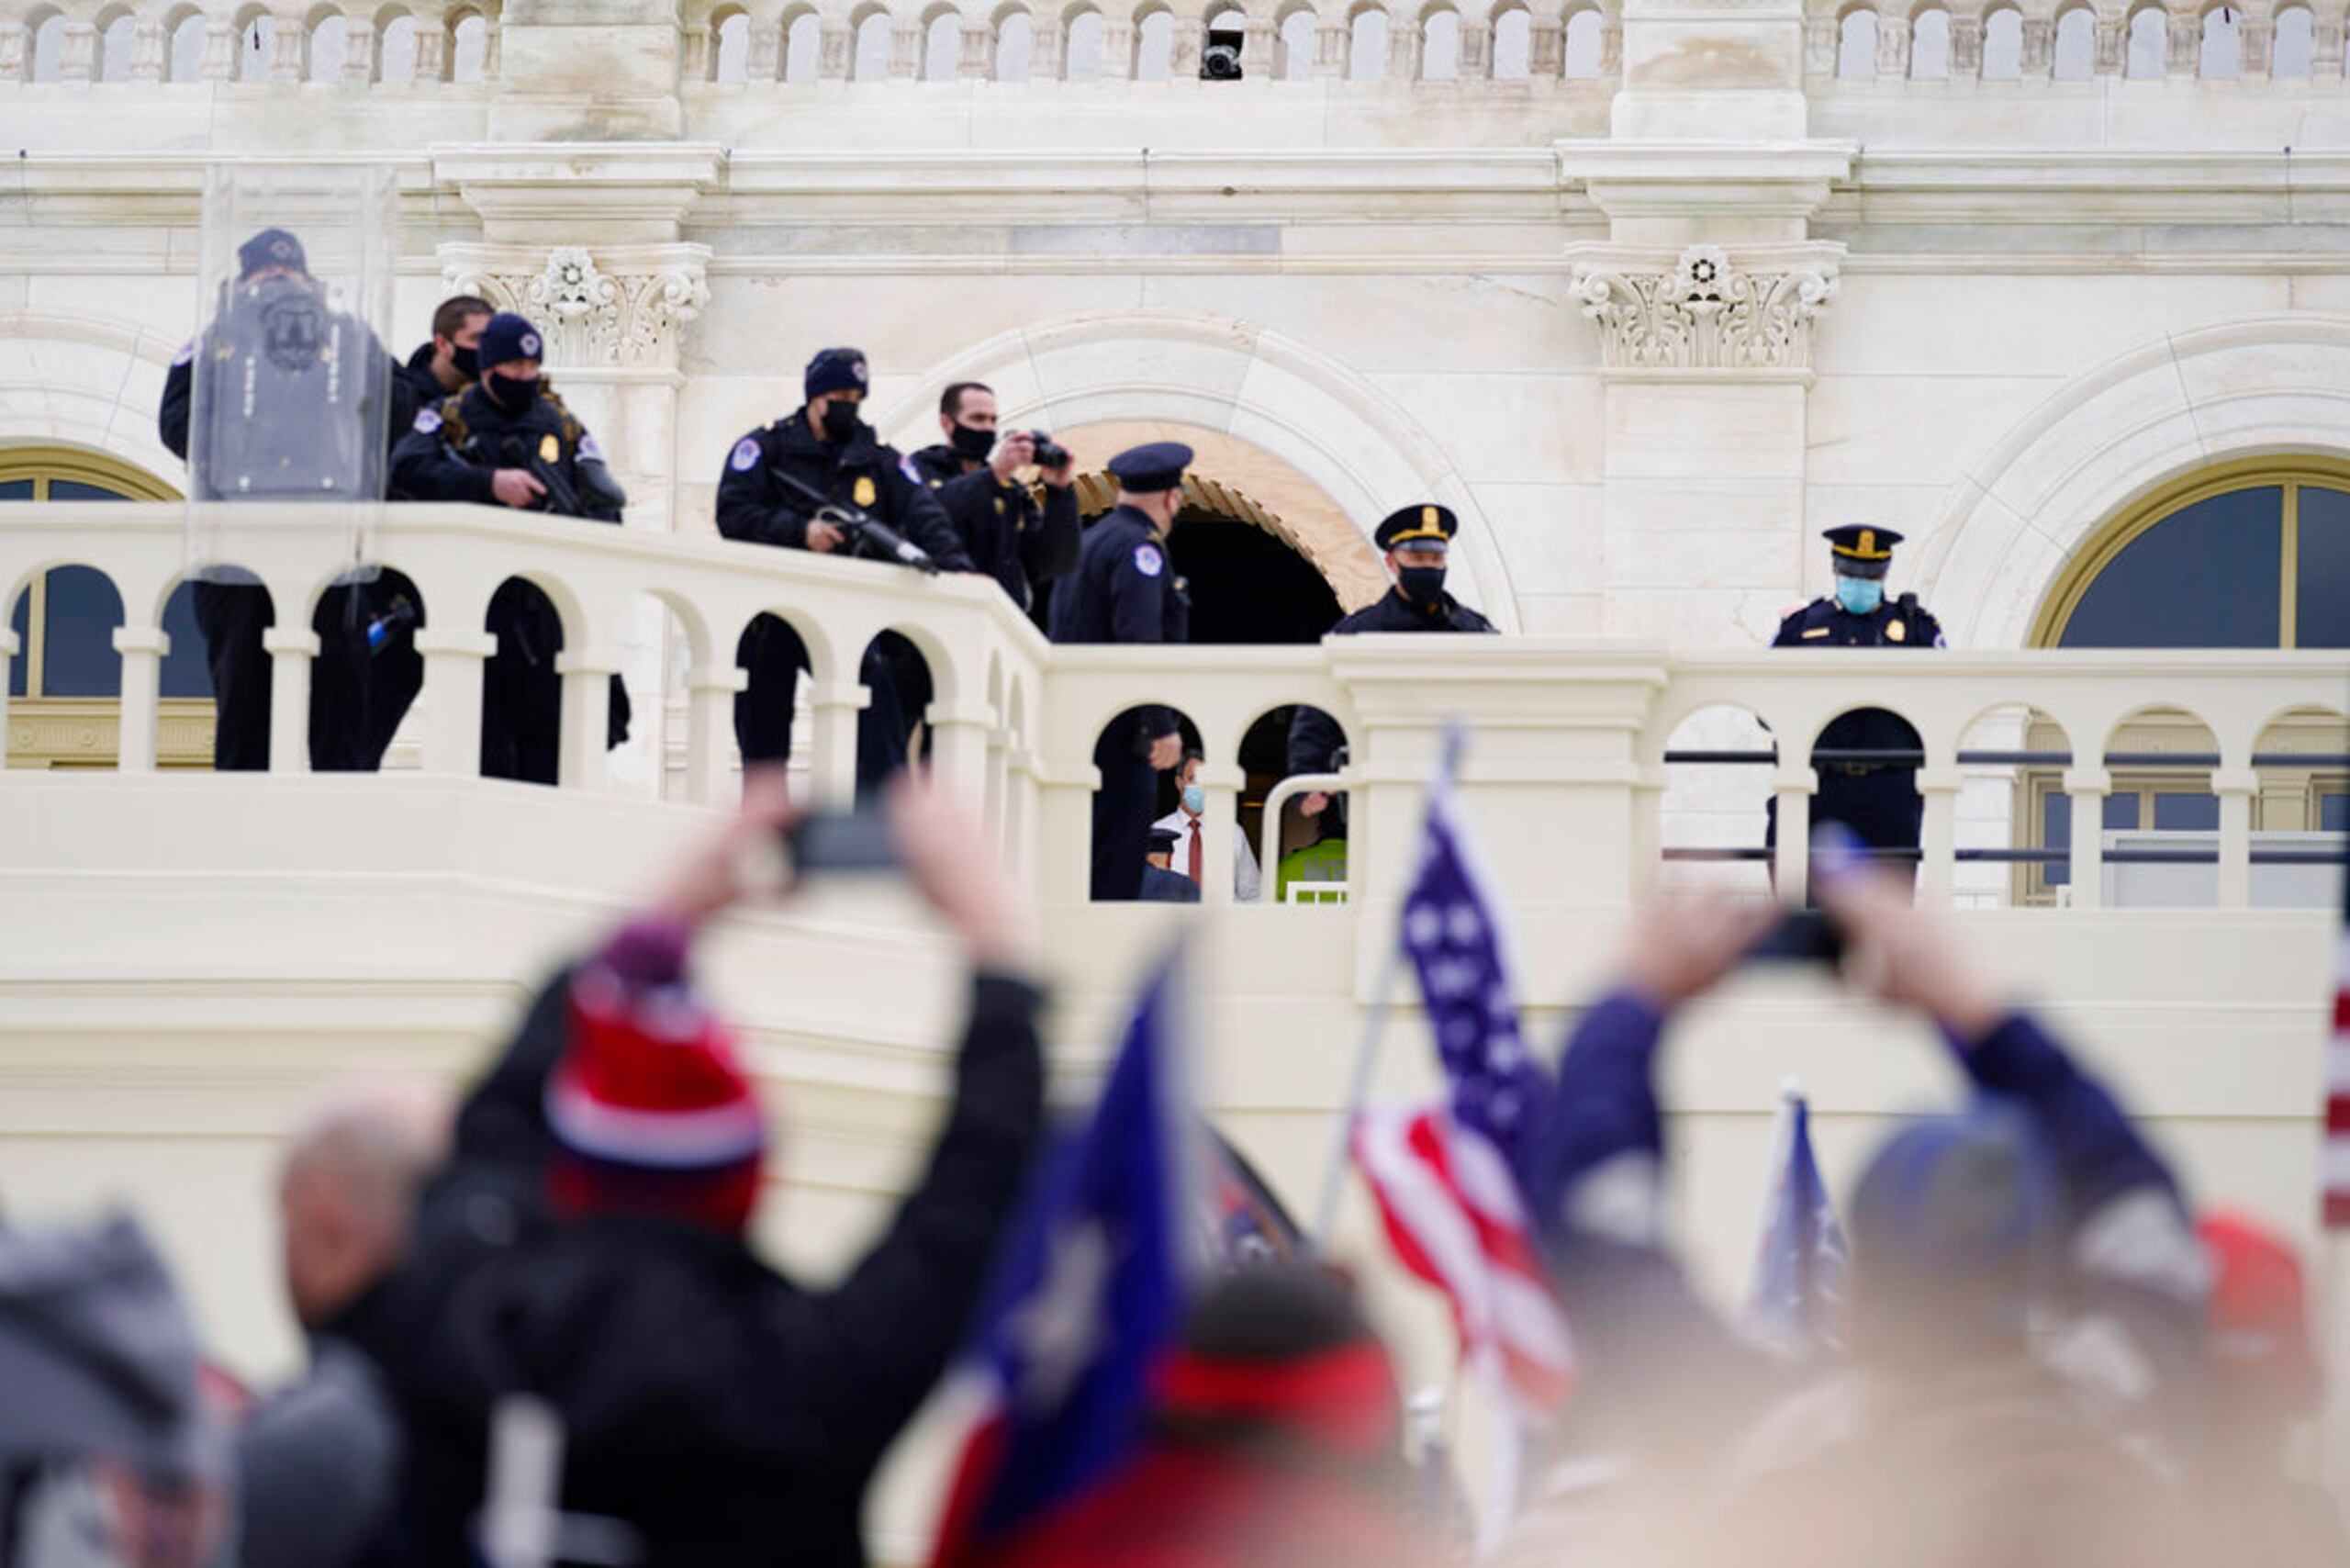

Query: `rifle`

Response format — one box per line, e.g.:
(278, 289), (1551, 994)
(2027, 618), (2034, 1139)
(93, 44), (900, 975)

(763, 465), (939, 575)
(497, 433), (588, 519)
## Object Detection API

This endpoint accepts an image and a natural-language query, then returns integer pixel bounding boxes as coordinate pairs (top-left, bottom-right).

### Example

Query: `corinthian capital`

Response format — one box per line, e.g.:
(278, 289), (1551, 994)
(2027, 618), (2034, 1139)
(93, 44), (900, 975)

(1567, 243), (1841, 372)
(438, 243), (712, 373)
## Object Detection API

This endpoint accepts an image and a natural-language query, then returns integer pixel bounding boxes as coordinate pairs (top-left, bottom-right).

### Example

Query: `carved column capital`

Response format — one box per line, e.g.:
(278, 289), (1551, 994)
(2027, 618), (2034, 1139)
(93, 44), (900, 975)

(438, 243), (711, 375)
(1566, 242), (1841, 372)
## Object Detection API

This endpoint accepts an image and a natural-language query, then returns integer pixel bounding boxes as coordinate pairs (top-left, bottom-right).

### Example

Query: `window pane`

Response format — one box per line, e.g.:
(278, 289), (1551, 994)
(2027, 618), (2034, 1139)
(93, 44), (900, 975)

(2296, 485), (2350, 649)
(47, 479), (136, 502)
(161, 583), (209, 700)
(0, 480), (34, 499)
(7, 585), (25, 699)
(39, 566), (125, 698)
(2322, 793), (2347, 834)
(2042, 790), (2070, 886)
(2105, 793), (2139, 831)
(2062, 487), (2283, 648)
(2152, 792), (2219, 831)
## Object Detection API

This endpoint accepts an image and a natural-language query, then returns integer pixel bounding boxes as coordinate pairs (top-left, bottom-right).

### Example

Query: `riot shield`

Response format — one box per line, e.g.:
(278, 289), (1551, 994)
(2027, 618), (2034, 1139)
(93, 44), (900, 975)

(184, 163), (397, 582)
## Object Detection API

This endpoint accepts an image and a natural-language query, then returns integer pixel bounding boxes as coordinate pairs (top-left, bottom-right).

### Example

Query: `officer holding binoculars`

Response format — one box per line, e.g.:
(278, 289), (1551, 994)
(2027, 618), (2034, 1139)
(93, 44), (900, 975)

(716, 347), (976, 797)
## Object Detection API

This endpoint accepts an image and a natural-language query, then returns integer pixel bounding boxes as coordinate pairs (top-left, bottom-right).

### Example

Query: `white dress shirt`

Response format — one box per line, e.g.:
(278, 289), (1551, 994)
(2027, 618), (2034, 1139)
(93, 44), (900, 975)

(1152, 809), (1261, 902)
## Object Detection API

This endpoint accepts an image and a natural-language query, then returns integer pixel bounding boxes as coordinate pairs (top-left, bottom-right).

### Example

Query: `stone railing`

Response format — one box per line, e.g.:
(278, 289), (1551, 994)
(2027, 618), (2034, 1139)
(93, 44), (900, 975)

(1805, 0), (2350, 83)
(0, 0), (498, 84)
(5, 501), (2343, 918)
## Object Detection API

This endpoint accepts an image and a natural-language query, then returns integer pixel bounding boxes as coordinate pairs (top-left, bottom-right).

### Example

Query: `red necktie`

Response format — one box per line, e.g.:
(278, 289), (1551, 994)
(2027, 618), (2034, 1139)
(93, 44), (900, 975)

(1187, 822), (1203, 884)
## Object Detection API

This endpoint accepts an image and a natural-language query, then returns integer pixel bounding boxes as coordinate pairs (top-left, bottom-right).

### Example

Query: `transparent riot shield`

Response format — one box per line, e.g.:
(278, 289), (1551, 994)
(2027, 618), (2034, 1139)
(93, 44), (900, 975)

(184, 162), (397, 583)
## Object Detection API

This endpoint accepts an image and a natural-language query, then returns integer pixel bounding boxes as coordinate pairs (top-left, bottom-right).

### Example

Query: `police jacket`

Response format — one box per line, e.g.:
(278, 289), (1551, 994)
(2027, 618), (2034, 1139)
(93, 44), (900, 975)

(359, 944), (1046, 1568)
(400, 342), (461, 412)
(1049, 505), (1190, 750)
(159, 286), (413, 497)
(388, 382), (621, 523)
(715, 411), (972, 570)
(1772, 593), (1943, 767)
(1286, 587), (1493, 778)
(906, 444), (1080, 610)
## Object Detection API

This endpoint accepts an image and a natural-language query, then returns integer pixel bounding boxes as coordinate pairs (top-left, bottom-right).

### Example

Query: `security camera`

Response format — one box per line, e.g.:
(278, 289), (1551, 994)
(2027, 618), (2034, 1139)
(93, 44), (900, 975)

(1201, 27), (1244, 78)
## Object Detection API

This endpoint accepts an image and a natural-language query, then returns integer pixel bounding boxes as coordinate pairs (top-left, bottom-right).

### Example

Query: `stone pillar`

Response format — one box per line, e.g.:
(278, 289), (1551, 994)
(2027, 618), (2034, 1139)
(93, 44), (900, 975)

(890, 19), (921, 75)
(1102, 18), (1136, 75)
(1459, 17), (1492, 74)
(555, 646), (621, 791)
(1916, 765), (1964, 908)
(203, 21), (238, 81)
(1875, 13), (1909, 76)
(820, 19), (852, 77)
(807, 678), (867, 806)
(0, 625), (14, 767)
(1949, 15), (1981, 76)
(2064, 767), (2109, 909)
(926, 700), (996, 805)
(342, 11), (377, 83)
(487, 0), (683, 139)
(2093, 16), (2121, 73)
(413, 24), (447, 81)
(685, 666), (747, 806)
(270, 8), (306, 81)
(1529, 16), (1564, 74)
(412, 628), (496, 777)
(2240, 16), (2271, 74)
(130, 20), (167, 82)
(1600, 16), (1623, 73)
(111, 627), (169, 774)
(1803, 15), (1838, 75)
(0, 23), (27, 83)
(2165, 9), (2198, 73)
(960, 21), (993, 75)
(1169, 17), (1203, 75)
(1771, 767), (1813, 902)
(1031, 17), (1064, 77)
(749, 21), (782, 78)
(1389, 17), (1420, 78)
(2020, 16), (2052, 74)
(2214, 766), (2258, 909)
(2315, 19), (2344, 75)
(1240, 17), (1276, 73)
(1196, 767), (1244, 904)
(59, 20), (95, 81)
(1316, 22), (1348, 74)
(263, 628), (319, 775)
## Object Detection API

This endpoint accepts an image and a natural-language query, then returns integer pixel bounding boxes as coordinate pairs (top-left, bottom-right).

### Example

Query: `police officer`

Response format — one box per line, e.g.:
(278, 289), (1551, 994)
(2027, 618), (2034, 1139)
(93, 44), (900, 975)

(402, 293), (492, 409)
(1767, 525), (1946, 889)
(1049, 441), (1193, 902)
(1286, 504), (1494, 823)
(904, 381), (1080, 613)
(157, 227), (415, 772)
(715, 346), (974, 797)
(390, 311), (632, 785)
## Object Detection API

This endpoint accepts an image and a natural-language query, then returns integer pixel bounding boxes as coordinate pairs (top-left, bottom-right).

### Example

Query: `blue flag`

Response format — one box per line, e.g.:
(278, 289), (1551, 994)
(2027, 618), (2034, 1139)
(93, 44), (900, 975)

(1744, 1083), (1848, 1353)
(932, 949), (1195, 1564)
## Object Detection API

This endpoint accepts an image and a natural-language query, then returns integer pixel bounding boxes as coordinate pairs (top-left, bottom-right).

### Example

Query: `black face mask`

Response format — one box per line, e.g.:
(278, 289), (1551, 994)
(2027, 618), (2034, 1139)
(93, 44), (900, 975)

(484, 371), (535, 413)
(821, 400), (862, 443)
(1398, 566), (1447, 607)
(451, 344), (479, 383)
(948, 421), (994, 462)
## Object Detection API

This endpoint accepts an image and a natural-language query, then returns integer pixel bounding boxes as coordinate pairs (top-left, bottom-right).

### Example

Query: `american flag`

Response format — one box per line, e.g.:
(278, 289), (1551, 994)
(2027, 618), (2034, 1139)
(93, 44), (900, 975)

(1743, 1083), (1848, 1353)
(1351, 756), (1575, 1419)
(2326, 860), (2349, 1228)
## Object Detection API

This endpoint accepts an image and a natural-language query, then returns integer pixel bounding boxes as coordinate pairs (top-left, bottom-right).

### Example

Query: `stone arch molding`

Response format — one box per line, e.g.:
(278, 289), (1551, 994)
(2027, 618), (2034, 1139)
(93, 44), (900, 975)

(1922, 314), (2350, 650)
(875, 309), (1522, 632)
(0, 312), (185, 485)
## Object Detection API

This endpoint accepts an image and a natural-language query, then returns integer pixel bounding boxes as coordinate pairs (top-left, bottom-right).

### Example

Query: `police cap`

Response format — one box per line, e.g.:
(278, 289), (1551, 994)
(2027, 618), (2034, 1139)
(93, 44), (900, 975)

(237, 228), (308, 281)
(1375, 504), (1458, 554)
(477, 313), (545, 372)
(1147, 826), (1183, 854)
(1107, 441), (1192, 495)
(1824, 525), (1902, 580)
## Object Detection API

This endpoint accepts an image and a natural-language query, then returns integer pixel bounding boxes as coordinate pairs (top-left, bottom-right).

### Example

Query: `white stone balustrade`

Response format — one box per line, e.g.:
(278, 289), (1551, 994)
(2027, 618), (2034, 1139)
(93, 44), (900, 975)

(1810, 0), (2350, 81)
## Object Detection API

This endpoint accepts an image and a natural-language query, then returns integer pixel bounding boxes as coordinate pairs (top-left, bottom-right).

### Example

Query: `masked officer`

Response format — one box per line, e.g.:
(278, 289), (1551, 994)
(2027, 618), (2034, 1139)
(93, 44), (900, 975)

(1050, 441), (1193, 902)
(904, 381), (1080, 614)
(1287, 504), (1494, 824)
(390, 311), (631, 785)
(1766, 525), (1946, 889)
(715, 346), (974, 798)
(157, 227), (415, 772)
(402, 293), (492, 409)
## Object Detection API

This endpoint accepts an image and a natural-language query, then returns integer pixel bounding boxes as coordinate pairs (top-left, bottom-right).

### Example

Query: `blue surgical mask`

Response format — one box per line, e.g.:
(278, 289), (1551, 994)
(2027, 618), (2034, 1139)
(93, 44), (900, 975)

(1834, 577), (1883, 616)
(1181, 783), (1204, 815)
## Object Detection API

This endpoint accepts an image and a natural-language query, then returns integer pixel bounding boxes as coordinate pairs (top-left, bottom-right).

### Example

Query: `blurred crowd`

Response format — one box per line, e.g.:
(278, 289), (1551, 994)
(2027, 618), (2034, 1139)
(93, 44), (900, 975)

(1, 781), (2340, 1568)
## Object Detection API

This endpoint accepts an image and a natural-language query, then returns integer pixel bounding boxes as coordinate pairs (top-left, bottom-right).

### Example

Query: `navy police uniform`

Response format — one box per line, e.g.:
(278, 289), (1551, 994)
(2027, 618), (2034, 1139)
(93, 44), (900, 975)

(1766, 526), (1944, 887)
(904, 442), (1080, 613)
(1049, 442), (1193, 902)
(156, 228), (417, 772)
(389, 313), (632, 786)
(1286, 505), (1494, 822)
(715, 348), (973, 797)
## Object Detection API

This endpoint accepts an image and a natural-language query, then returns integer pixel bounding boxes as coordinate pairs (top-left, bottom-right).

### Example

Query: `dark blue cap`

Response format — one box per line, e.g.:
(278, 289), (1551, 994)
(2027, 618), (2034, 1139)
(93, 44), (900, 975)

(478, 313), (544, 371)
(1824, 525), (1903, 580)
(237, 228), (308, 280)
(1851, 1100), (2057, 1339)
(805, 347), (869, 402)
(1107, 441), (1192, 495)
(1375, 504), (1458, 553)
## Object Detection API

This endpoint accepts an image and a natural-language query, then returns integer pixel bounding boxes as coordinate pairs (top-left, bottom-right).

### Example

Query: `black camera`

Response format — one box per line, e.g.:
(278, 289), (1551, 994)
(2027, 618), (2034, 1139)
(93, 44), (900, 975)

(1024, 431), (1070, 469)
(1201, 27), (1244, 78)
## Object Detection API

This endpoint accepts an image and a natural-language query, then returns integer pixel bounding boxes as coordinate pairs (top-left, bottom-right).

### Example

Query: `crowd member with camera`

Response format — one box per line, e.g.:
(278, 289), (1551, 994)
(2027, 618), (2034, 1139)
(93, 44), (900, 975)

(905, 382), (1080, 615)
(402, 293), (492, 409)
(354, 776), (1046, 1566)
(390, 311), (632, 784)
(717, 347), (976, 797)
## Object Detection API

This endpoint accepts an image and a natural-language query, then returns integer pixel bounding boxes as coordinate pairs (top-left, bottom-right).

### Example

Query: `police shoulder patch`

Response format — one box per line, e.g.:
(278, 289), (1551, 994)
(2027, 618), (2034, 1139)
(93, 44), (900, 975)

(577, 432), (602, 462)
(901, 454), (923, 485)
(1132, 543), (1165, 578)
(413, 408), (442, 434)
(730, 436), (761, 473)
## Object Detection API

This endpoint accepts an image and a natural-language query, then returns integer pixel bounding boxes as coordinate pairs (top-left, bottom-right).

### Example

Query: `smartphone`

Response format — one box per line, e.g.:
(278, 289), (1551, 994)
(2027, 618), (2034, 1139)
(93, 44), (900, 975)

(1746, 908), (1847, 966)
(785, 811), (900, 879)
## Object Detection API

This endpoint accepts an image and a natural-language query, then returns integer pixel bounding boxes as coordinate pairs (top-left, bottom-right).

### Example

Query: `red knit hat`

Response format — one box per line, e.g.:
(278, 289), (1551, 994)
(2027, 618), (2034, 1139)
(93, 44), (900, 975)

(545, 964), (767, 1234)
(2199, 1212), (2321, 1409)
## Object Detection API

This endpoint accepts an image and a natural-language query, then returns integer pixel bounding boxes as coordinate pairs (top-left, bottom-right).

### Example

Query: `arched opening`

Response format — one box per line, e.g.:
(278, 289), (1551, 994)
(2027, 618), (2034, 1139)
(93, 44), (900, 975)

(1091, 703), (1201, 901)
(29, 13), (65, 82)
(1419, 6), (1460, 77)
(1563, 7), (1604, 75)
(1491, 4), (1531, 76)
(2124, 4), (2165, 74)
(1657, 703), (1777, 893)
(167, 8), (207, 81)
(1348, 5), (1388, 77)
(308, 11), (349, 81)
(236, 9), (274, 81)
(858, 629), (934, 800)
(2052, 4), (2094, 75)
(923, 7), (962, 77)
(1259, 702), (1353, 902)
(377, 11), (420, 83)
(713, 8), (752, 80)
(480, 576), (612, 787)
(2198, 2), (2238, 77)
(733, 610), (821, 787)
(1837, 6), (1878, 77)
(784, 7), (821, 79)
(1135, 6), (1175, 79)
(852, 8), (893, 79)
(996, 6), (1035, 79)
(1063, 6), (1105, 78)
(308, 567), (425, 773)
(96, 9), (138, 82)
(450, 9), (487, 81)
(1277, 6), (1316, 76)
(2272, 5), (2313, 76)
(1909, 5), (1950, 75)
(1980, 6), (2021, 76)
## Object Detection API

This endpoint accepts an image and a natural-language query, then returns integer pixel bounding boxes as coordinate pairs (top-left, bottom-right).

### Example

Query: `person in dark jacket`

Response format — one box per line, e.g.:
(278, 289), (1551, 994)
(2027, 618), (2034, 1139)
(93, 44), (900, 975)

(716, 347), (975, 798)
(1764, 525), (1946, 890)
(390, 312), (631, 785)
(905, 382), (1080, 614)
(1285, 504), (1493, 850)
(401, 293), (491, 409)
(157, 227), (417, 772)
(361, 777), (1046, 1568)
(1049, 442), (1193, 901)
(1139, 825), (1203, 904)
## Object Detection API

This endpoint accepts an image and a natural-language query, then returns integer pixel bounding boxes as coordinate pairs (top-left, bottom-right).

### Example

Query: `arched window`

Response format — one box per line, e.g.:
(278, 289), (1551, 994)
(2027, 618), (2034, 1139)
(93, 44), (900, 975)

(237, 11), (273, 81)
(1347, 6), (1386, 77)
(713, 9), (752, 80)
(1135, 8), (1174, 78)
(1563, 7), (1603, 74)
(1420, 7), (1460, 77)
(2198, 3), (2237, 76)
(1064, 7), (1105, 78)
(1277, 7), (1315, 76)
(853, 10), (893, 78)
(378, 13), (420, 83)
(996, 6), (1034, 77)
(1492, 5), (1531, 77)
(168, 10), (208, 81)
(97, 11), (139, 81)
(1909, 6), (1950, 75)
(1837, 6), (1877, 77)
(2052, 6), (2094, 77)
(2272, 5), (2312, 76)
(2037, 465), (2350, 649)
(1981, 6), (2022, 76)
(30, 14), (65, 81)
(450, 11), (487, 81)
(923, 9), (961, 76)
(309, 13), (349, 81)
(783, 9), (821, 79)
(2124, 4), (2165, 74)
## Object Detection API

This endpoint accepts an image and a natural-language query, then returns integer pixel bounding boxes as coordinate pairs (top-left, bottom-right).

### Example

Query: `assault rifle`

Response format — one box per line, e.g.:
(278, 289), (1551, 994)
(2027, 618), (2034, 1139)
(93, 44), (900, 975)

(763, 465), (939, 574)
